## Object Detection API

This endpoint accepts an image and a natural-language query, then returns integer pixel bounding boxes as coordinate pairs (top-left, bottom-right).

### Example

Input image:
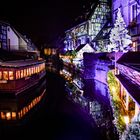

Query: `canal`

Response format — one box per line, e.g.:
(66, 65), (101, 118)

(0, 71), (104, 140)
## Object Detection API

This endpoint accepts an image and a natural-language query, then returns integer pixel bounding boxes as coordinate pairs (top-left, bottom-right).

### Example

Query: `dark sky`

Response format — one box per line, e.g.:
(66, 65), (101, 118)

(0, 0), (93, 48)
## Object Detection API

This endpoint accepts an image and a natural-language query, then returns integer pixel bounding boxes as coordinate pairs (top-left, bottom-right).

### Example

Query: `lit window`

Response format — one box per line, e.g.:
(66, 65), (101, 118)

(132, 42), (137, 51)
(0, 71), (2, 80)
(23, 108), (26, 115)
(28, 68), (31, 76)
(24, 69), (26, 77)
(11, 112), (16, 120)
(3, 71), (8, 80)
(37, 66), (39, 73)
(16, 70), (20, 79)
(6, 112), (11, 120)
(26, 69), (29, 76)
(33, 67), (36, 74)
(18, 112), (21, 118)
(21, 70), (24, 78)
(1, 112), (5, 119)
(9, 71), (14, 80)
(35, 67), (38, 73)
(31, 67), (34, 74)
(20, 110), (23, 117)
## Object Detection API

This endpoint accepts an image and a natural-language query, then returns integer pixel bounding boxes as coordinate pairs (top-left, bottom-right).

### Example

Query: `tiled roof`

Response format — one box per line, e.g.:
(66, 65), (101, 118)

(0, 59), (44, 68)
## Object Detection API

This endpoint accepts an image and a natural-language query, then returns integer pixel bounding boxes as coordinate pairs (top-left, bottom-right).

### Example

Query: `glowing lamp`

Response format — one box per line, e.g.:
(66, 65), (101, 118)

(124, 115), (129, 124)
(112, 86), (116, 93)
(6, 112), (11, 120)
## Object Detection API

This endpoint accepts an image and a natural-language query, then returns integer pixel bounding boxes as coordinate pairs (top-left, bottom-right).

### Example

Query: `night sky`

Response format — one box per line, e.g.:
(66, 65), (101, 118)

(0, 0), (94, 48)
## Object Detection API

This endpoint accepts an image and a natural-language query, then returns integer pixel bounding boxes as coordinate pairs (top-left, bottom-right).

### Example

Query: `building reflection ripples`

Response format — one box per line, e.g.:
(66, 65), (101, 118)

(0, 78), (46, 122)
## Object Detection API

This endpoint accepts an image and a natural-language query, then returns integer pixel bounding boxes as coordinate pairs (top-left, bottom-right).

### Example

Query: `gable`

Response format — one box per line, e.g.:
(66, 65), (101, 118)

(76, 44), (94, 59)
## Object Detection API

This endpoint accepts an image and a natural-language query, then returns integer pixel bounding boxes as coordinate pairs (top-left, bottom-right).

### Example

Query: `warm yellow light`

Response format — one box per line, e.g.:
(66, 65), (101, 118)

(6, 112), (11, 120)
(12, 112), (16, 119)
(111, 86), (116, 93)
(1, 112), (5, 119)
(124, 116), (129, 124)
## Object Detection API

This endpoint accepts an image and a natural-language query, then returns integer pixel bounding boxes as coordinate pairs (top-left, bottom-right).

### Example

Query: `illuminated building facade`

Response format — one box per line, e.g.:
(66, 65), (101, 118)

(44, 48), (57, 56)
(64, 0), (111, 52)
(115, 52), (140, 122)
(112, 0), (140, 51)
(0, 59), (46, 121)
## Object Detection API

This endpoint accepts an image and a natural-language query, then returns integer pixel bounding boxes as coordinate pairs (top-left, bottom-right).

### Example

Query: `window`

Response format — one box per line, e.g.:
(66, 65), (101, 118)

(33, 67), (36, 74)
(24, 69), (26, 77)
(9, 71), (14, 80)
(26, 69), (29, 76)
(132, 4), (137, 21)
(35, 67), (38, 73)
(21, 70), (24, 78)
(16, 70), (20, 79)
(132, 41), (137, 51)
(28, 68), (31, 76)
(31, 67), (34, 74)
(7, 27), (10, 31)
(11, 112), (16, 120)
(3, 71), (8, 80)
(1, 112), (5, 119)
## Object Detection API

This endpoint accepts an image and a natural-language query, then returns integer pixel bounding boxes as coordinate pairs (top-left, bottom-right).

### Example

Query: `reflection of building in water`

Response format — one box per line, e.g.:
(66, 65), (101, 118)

(0, 59), (46, 121)
(0, 78), (46, 121)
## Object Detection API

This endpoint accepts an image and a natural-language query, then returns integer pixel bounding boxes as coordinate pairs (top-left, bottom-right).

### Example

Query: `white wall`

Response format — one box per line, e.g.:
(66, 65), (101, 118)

(76, 44), (94, 59)
(19, 37), (28, 50)
(7, 26), (19, 50)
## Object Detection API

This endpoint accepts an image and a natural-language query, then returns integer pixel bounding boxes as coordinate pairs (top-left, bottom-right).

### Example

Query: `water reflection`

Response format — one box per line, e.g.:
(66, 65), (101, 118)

(62, 67), (117, 139)
(0, 78), (46, 123)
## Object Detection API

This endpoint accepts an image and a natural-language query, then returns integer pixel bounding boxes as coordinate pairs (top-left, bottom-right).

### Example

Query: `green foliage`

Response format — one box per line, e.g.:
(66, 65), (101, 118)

(71, 50), (77, 58)
(107, 71), (120, 96)
(107, 71), (126, 134)
(117, 115), (126, 134)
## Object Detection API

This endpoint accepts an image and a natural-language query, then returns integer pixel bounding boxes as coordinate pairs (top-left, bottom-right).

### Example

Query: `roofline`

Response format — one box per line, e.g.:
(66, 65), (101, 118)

(11, 27), (28, 43)
(65, 21), (88, 33)
(0, 20), (10, 26)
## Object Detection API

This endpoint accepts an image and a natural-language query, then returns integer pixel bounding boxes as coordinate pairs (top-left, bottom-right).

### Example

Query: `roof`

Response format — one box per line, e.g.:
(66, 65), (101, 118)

(117, 52), (140, 72)
(11, 27), (28, 43)
(0, 59), (45, 68)
(92, 21), (112, 41)
(117, 52), (140, 64)
(65, 1), (99, 32)
(0, 20), (10, 26)
(75, 44), (87, 52)
(116, 74), (140, 106)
